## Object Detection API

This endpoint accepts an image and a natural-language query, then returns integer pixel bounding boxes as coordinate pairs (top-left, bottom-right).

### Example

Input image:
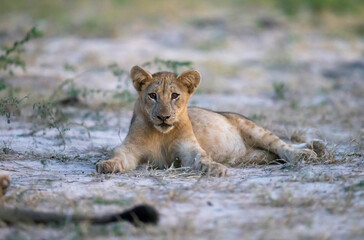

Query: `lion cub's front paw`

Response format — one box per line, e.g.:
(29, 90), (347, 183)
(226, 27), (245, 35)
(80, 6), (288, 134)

(96, 159), (124, 174)
(0, 174), (10, 196)
(198, 161), (228, 177)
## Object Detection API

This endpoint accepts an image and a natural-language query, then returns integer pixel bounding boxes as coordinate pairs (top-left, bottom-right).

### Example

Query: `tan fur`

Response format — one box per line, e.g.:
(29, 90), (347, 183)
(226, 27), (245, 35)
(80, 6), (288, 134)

(96, 66), (322, 176)
(0, 174), (10, 197)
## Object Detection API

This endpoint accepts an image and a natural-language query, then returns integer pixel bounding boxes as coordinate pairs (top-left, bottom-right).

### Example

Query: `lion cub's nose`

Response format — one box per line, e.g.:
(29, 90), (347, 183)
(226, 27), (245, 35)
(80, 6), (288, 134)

(157, 115), (170, 121)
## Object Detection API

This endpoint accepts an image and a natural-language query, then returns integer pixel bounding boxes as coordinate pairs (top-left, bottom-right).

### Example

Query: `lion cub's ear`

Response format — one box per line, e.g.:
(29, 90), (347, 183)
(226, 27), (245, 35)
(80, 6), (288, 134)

(176, 70), (201, 94)
(130, 66), (153, 92)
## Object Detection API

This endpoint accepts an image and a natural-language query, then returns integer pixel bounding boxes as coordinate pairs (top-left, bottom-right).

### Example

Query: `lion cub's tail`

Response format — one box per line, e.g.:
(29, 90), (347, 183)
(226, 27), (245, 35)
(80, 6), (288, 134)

(0, 204), (159, 225)
(0, 174), (159, 226)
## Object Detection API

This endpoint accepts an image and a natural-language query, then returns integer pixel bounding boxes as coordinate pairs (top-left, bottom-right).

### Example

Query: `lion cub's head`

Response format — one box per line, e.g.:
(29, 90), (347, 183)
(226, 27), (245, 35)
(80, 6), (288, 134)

(130, 65), (200, 133)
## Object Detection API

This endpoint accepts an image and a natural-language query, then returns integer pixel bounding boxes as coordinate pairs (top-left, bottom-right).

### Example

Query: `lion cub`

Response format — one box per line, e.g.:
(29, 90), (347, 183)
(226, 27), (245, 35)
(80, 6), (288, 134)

(96, 66), (323, 176)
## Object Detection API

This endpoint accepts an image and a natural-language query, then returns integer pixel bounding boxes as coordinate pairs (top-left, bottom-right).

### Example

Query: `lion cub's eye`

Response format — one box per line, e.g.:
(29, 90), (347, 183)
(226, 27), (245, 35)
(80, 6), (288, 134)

(171, 93), (180, 100)
(148, 93), (157, 100)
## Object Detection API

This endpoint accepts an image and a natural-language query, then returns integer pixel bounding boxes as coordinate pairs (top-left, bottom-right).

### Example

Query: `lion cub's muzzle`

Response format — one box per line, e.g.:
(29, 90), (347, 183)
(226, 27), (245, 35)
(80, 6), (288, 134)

(153, 114), (176, 133)
(156, 114), (170, 122)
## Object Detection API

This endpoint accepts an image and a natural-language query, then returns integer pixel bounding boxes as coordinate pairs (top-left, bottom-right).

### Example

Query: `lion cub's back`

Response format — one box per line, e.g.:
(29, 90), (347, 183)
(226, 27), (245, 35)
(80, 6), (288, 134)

(188, 107), (246, 165)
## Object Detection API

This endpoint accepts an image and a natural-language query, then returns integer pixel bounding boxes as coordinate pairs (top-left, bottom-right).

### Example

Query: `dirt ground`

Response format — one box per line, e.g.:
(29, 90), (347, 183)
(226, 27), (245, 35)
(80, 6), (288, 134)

(0, 7), (364, 240)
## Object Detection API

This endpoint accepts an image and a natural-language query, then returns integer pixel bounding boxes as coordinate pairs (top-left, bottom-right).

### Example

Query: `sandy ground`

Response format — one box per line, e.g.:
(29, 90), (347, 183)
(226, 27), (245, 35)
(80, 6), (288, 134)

(0, 17), (364, 240)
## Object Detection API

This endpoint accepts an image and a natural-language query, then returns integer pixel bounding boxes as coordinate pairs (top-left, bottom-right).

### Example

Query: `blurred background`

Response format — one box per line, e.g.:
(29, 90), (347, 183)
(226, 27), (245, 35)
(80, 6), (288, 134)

(0, 0), (363, 145)
(2, 0), (364, 37)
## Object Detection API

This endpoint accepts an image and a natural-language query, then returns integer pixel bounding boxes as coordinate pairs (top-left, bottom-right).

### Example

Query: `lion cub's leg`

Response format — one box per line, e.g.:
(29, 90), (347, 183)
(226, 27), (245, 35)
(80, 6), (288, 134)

(175, 141), (227, 177)
(293, 140), (326, 158)
(237, 118), (317, 162)
(197, 155), (228, 177)
(96, 145), (140, 174)
(239, 149), (278, 166)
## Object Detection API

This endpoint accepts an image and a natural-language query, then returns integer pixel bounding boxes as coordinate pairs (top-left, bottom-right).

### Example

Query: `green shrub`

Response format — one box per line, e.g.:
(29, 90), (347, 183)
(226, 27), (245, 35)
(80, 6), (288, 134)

(0, 27), (42, 75)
